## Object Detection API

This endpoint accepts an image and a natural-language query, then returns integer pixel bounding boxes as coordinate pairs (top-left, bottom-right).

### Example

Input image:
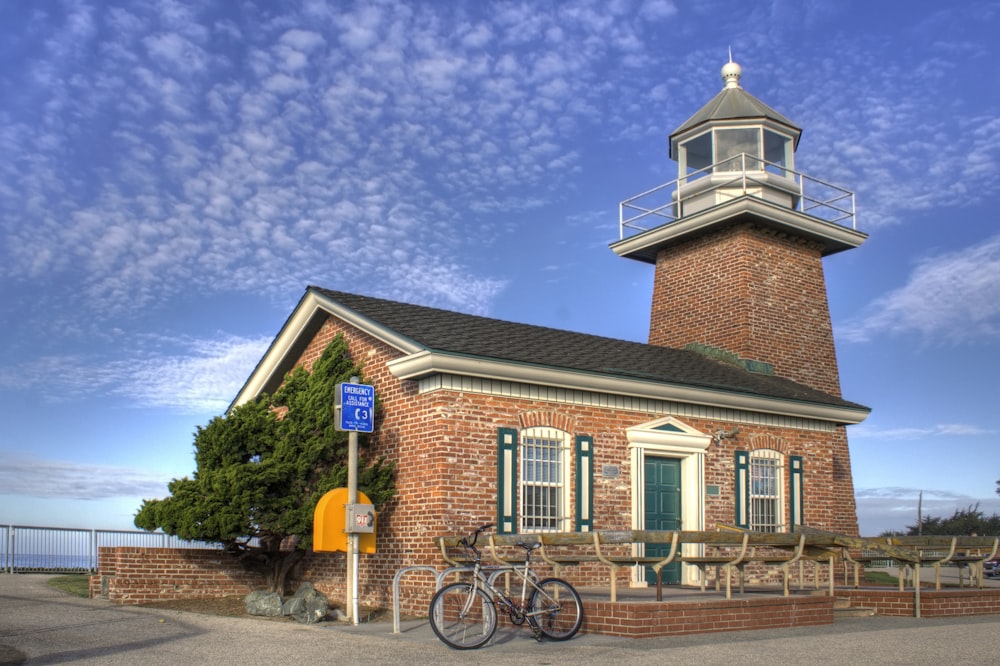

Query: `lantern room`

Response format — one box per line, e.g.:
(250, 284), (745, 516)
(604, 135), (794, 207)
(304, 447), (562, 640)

(612, 59), (865, 263)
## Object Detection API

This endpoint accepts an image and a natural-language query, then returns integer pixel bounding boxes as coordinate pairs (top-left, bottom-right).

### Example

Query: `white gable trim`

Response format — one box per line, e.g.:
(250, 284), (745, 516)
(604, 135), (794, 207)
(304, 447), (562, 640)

(232, 289), (422, 407)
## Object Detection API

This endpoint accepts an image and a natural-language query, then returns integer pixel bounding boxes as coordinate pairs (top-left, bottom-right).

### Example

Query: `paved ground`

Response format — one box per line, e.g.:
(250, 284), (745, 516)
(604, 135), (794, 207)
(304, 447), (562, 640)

(3, 574), (1000, 665)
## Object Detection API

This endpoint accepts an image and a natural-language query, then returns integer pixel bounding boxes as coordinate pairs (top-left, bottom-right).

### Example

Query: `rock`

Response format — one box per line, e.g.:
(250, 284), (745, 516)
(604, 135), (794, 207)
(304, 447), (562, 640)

(281, 595), (304, 618)
(283, 582), (330, 624)
(244, 590), (283, 617)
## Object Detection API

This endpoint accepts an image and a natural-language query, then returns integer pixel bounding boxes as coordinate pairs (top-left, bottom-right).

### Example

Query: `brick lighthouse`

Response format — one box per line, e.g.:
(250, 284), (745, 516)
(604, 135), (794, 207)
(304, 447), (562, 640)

(611, 59), (867, 398)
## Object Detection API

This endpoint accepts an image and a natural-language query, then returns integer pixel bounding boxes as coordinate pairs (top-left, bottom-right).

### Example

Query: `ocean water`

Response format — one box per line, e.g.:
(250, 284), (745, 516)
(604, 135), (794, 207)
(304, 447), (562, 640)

(1, 526), (228, 573)
(1, 553), (93, 572)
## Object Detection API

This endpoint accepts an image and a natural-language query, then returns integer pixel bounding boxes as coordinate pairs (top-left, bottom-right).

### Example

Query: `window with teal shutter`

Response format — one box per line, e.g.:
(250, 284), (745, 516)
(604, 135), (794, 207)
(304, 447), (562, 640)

(575, 435), (594, 532)
(497, 428), (518, 534)
(789, 455), (804, 529)
(734, 450), (750, 528)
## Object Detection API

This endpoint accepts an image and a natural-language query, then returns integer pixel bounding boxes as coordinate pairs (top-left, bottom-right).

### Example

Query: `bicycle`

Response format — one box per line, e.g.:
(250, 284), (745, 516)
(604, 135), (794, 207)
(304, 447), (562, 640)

(428, 523), (583, 649)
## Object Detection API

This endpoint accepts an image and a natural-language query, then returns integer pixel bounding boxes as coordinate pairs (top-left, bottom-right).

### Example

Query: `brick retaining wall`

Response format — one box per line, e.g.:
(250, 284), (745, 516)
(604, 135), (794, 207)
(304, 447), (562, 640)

(584, 594), (833, 637)
(90, 547), (266, 604)
(838, 588), (1000, 617)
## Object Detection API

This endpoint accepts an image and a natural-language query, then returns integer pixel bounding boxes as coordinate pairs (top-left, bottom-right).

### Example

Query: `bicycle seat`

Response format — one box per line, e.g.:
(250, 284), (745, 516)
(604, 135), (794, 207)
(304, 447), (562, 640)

(516, 541), (541, 551)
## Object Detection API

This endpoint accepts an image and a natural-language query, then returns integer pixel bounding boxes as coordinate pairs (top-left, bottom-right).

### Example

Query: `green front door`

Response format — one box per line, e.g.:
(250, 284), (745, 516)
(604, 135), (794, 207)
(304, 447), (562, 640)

(644, 457), (681, 585)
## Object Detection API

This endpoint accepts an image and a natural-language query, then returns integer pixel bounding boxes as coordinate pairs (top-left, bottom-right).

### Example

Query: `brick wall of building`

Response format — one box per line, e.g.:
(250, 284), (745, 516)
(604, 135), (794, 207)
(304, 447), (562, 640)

(648, 222), (842, 397)
(286, 314), (857, 614)
(93, 304), (859, 617)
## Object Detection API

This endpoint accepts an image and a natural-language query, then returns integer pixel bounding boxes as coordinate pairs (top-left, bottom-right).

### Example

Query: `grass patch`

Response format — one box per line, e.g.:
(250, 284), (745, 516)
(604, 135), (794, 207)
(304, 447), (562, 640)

(48, 574), (91, 598)
(862, 570), (899, 586)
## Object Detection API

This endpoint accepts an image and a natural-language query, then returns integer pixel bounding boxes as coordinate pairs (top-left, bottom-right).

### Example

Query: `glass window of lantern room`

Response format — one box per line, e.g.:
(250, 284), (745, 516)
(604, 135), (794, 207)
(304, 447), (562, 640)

(715, 127), (760, 171)
(681, 131), (713, 174)
(763, 129), (794, 175)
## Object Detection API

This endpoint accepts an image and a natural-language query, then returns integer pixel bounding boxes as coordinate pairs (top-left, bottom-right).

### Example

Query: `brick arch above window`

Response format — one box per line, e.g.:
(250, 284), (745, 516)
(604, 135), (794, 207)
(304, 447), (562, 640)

(746, 433), (789, 454)
(518, 410), (577, 433)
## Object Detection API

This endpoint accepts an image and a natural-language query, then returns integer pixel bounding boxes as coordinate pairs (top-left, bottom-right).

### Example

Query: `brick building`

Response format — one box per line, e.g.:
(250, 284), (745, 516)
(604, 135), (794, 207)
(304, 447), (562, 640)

(233, 60), (870, 606)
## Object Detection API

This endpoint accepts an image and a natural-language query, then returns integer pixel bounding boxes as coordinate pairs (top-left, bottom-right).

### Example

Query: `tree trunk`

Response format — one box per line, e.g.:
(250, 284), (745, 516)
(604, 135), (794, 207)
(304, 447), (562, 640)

(268, 549), (306, 594)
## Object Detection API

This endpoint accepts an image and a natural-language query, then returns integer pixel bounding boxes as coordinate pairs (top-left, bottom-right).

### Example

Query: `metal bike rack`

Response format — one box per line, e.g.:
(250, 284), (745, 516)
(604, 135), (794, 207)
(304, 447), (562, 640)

(391, 565), (525, 633)
(392, 565), (480, 634)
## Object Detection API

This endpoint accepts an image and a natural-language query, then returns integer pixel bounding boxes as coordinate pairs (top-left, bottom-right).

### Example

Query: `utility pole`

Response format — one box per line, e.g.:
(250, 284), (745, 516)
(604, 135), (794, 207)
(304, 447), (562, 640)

(917, 491), (923, 535)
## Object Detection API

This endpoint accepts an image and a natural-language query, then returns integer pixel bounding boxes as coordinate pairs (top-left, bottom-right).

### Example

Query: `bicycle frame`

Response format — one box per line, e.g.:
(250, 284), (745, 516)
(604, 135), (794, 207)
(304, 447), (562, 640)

(456, 530), (573, 630)
(429, 524), (583, 649)
(470, 552), (543, 624)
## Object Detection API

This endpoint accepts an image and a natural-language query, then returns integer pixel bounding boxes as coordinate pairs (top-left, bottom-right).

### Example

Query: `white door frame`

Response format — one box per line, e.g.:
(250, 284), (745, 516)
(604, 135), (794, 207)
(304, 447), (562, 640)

(627, 416), (711, 587)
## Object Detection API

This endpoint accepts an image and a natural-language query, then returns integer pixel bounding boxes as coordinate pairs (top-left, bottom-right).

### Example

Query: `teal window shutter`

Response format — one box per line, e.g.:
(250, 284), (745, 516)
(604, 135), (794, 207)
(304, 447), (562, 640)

(575, 435), (594, 532)
(789, 455), (804, 529)
(497, 428), (518, 534)
(734, 450), (750, 529)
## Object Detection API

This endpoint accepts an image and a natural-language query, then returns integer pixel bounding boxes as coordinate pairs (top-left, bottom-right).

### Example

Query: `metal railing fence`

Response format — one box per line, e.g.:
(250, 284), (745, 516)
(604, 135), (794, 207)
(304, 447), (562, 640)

(1, 524), (224, 574)
(619, 153), (857, 240)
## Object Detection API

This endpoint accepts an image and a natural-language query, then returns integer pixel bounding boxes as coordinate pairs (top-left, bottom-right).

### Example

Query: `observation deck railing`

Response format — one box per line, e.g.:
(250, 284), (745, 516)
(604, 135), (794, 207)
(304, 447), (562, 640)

(619, 154), (856, 240)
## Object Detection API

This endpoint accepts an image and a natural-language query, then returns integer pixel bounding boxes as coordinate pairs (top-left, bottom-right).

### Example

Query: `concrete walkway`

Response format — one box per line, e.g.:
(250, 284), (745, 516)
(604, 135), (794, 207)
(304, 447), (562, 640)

(3, 574), (1000, 665)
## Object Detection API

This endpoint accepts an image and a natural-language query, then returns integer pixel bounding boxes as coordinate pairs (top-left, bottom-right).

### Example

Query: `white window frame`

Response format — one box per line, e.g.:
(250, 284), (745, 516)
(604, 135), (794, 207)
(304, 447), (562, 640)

(519, 427), (572, 533)
(749, 449), (784, 532)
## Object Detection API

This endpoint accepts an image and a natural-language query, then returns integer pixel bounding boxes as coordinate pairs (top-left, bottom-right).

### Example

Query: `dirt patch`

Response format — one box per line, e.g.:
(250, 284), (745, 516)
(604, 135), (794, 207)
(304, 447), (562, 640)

(139, 596), (271, 618)
(138, 596), (395, 623)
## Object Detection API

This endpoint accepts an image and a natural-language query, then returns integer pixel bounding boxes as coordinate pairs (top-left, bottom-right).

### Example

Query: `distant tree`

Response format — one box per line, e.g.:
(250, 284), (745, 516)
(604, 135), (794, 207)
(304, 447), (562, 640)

(135, 334), (395, 593)
(904, 504), (1000, 536)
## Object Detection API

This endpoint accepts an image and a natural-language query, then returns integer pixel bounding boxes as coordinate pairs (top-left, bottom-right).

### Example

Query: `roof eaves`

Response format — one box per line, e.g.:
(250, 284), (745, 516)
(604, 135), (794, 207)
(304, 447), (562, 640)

(387, 349), (871, 425)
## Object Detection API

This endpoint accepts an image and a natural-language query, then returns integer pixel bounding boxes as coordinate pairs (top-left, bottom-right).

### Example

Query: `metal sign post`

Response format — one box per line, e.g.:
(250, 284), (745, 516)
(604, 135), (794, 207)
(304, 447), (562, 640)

(334, 377), (375, 625)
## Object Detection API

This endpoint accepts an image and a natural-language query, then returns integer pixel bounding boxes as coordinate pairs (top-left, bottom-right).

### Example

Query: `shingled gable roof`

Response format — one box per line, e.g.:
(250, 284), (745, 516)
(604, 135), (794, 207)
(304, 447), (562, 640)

(235, 286), (869, 425)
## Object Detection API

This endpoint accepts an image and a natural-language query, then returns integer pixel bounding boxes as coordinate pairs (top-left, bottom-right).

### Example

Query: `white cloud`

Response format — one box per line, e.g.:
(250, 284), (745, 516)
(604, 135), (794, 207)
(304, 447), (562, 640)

(640, 0), (678, 19)
(0, 455), (172, 501)
(0, 334), (271, 413)
(850, 422), (997, 440)
(840, 234), (1000, 343)
(279, 28), (326, 52)
(3, 0), (1000, 375)
(143, 31), (208, 73)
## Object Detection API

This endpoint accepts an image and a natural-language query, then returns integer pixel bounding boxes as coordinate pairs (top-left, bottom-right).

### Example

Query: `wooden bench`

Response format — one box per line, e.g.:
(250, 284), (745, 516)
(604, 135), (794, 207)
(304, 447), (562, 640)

(716, 524), (831, 594)
(536, 531), (602, 577)
(437, 529), (819, 601)
(943, 536), (999, 588)
(888, 536), (999, 590)
(592, 530), (680, 602)
(681, 530), (796, 599)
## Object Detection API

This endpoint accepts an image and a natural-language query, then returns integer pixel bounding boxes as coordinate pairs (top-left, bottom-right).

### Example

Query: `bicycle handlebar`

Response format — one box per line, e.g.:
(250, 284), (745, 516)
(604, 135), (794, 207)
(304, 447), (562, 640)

(460, 523), (495, 549)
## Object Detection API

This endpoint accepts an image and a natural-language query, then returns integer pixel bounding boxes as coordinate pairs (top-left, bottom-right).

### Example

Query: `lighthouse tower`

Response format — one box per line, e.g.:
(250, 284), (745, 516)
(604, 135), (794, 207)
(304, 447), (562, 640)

(612, 60), (867, 397)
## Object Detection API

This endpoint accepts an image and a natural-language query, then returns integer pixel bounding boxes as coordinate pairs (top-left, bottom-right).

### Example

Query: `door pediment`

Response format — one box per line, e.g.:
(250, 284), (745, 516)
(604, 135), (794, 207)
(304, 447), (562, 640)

(626, 416), (711, 452)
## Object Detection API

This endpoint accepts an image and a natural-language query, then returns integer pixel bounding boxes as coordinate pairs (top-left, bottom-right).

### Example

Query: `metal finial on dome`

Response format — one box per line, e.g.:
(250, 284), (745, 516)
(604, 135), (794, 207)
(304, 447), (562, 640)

(721, 53), (742, 89)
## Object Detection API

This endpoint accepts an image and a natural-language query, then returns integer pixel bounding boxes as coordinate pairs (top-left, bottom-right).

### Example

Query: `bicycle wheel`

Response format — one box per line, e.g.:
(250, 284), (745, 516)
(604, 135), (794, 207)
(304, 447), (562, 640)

(428, 582), (497, 649)
(528, 577), (583, 641)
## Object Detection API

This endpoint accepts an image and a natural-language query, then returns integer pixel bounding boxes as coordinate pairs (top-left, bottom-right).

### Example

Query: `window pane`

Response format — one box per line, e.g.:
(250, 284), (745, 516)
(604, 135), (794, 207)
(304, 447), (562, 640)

(682, 132), (713, 172)
(763, 130), (788, 165)
(749, 451), (782, 532)
(520, 431), (567, 532)
(715, 128), (760, 171)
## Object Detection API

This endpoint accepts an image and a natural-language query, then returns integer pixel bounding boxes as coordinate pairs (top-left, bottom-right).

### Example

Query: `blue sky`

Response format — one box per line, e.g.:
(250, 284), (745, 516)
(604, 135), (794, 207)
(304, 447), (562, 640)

(1, 0), (998, 536)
